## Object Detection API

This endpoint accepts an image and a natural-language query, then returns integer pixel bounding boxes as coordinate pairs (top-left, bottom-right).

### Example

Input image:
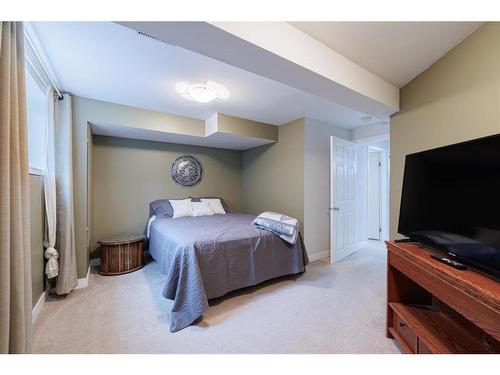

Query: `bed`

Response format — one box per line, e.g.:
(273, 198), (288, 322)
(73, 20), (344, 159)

(148, 211), (308, 332)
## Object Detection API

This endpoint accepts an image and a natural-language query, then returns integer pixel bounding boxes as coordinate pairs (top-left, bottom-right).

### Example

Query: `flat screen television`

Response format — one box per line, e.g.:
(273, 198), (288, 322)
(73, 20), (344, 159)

(398, 134), (500, 280)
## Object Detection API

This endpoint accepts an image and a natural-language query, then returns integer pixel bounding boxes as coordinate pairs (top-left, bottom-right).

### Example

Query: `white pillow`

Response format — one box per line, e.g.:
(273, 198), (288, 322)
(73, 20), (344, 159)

(170, 198), (193, 218)
(201, 198), (226, 215)
(192, 201), (215, 217)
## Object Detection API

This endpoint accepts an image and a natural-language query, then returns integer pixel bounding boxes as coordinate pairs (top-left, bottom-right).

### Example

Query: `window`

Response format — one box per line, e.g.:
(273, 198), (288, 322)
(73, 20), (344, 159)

(25, 63), (49, 174)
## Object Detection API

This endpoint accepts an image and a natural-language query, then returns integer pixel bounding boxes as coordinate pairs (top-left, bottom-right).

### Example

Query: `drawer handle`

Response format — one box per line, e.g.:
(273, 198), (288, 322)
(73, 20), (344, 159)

(481, 335), (493, 352)
(399, 321), (408, 328)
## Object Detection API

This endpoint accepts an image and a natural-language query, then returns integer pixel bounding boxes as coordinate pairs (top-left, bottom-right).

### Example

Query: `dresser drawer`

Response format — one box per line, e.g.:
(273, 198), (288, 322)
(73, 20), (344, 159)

(417, 338), (432, 354)
(393, 311), (417, 353)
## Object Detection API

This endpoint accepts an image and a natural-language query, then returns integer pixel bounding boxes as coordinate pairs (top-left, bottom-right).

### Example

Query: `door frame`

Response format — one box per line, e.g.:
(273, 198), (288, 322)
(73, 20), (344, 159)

(367, 149), (382, 240)
(366, 145), (389, 242)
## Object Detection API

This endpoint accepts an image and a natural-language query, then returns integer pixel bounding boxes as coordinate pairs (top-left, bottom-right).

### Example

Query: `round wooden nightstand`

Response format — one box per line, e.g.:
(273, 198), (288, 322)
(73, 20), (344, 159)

(98, 233), (146, 275)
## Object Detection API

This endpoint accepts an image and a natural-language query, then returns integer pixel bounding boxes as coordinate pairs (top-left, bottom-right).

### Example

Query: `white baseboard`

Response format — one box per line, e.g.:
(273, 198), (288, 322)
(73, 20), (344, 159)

(75, 258), (100, 290)
(358, 241), (369, 249)
(359, 240), (387, 249)
(315, 241), (385, 264)
(75, 263), (91, 290)
(333, 245), (358, 262)
(32, 289), (48, 324)
(308, 250), (330, 263)
(75, 274), (88, 289)
(33, 259), (98, 322)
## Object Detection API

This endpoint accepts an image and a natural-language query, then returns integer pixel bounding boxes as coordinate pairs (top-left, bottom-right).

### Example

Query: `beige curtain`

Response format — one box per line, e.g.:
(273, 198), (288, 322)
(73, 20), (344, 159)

(0, 22), (33, 353)
(44, 89), (59, 280)
(54, 94), (78, 295)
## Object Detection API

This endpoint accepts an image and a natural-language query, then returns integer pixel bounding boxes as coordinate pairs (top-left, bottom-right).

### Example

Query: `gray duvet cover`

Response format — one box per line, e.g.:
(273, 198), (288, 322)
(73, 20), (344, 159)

(148, 213), (308, 332)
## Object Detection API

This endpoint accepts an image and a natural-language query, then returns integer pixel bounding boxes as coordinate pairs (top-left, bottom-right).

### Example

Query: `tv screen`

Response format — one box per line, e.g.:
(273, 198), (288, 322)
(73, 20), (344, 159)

(398, 134), (500, 279)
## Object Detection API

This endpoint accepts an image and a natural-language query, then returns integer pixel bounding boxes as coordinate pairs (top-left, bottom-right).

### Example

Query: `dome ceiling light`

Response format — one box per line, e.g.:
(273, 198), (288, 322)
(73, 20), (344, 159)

(176, 80), (230, 103)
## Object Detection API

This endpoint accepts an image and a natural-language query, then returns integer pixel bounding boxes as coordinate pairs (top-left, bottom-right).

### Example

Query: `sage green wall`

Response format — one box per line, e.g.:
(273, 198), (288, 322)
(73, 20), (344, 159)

(75, 96), (204, 136)
(92, 136), (241, 250)
(390, 23), (500, 239)
(241, 119), (305, 231)
(29, 174), (45, 306)
(304, 118), (352, 256)
(72, 96), (279, 276)
(72, 96), (206, 277)
(215, 113), (278, 140)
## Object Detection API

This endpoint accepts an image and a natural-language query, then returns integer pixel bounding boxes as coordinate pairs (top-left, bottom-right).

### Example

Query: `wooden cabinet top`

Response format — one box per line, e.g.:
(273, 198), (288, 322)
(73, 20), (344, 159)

(386, 241), (500, 315)
(98, 233), (146, 245)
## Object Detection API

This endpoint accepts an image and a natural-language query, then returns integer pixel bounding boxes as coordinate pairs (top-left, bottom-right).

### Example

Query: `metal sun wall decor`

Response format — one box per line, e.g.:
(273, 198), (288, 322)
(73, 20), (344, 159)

(170, 155), (203, 187)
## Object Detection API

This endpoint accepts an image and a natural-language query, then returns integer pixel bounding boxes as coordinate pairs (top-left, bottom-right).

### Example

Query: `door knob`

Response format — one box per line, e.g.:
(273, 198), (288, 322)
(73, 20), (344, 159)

(329, 207), (340, 211)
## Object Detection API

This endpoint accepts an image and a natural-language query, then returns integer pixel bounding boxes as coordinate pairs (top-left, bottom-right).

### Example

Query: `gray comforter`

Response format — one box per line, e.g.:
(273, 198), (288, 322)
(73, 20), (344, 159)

(148, 213), (308, 332)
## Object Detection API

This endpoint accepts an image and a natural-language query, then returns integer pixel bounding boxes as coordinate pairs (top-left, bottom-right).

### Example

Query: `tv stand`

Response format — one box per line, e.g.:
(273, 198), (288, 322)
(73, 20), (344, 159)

(386, 241), (500, 353)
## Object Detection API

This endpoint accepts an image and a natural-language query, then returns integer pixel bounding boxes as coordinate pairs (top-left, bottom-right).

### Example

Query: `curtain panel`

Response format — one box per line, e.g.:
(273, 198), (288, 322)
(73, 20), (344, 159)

(44, 88), (59, 279)
(54, 94), (78, 295)
(0, 21), (33, 354)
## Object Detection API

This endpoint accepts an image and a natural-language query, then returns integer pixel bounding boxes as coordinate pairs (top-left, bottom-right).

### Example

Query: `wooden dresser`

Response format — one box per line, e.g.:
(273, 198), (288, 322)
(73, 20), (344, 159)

(98, 233), (145, 276)
(386, 241), (500, 354)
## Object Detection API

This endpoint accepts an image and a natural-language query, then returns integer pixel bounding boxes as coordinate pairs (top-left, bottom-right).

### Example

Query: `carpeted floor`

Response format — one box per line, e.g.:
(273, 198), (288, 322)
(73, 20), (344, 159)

(33, 245), (401, 354)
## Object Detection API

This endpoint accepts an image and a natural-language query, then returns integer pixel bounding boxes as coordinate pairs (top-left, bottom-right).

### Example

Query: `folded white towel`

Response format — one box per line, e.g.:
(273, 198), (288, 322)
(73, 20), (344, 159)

(252, 211), (299, 244)
(259, 211), (284, 221)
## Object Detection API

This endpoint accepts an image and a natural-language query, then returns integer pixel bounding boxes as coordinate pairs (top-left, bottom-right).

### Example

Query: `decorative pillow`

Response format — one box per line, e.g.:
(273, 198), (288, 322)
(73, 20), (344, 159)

(201, 198), (226, 215)
(170, 198), (193, 218)
(149, 199), (173, 218)
(192, 201), (215, 217)
(191, 196), (230, 213)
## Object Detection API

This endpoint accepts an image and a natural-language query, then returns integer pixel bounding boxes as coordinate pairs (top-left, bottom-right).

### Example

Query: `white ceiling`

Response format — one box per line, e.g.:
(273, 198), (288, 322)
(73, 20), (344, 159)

(290, 22), (482, 87)
(31, 21), (386, 129)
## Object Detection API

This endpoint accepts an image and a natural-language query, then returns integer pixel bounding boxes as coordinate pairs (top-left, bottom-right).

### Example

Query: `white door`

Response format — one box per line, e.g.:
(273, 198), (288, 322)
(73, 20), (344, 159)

(368, 151), (381, 240)
(330, 136), (357, 262)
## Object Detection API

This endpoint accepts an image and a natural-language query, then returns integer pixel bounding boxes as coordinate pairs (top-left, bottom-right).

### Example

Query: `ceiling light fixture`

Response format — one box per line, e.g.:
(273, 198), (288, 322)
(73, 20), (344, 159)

(176, 80), (230, 103)
(361, 116), (372, 122)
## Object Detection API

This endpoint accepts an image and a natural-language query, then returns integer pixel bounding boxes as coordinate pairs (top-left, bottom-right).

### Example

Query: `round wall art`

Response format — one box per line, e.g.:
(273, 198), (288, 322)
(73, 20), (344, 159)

(170, 155), (203, 187)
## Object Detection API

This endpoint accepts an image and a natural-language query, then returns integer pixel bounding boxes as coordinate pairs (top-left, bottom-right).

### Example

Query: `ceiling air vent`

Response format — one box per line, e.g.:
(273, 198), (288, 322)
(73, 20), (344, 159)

(136, 31), (177, 47)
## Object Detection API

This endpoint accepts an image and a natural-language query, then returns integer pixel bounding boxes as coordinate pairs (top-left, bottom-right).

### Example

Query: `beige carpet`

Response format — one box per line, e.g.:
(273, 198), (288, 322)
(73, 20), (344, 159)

(33, 246), (401, 354)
